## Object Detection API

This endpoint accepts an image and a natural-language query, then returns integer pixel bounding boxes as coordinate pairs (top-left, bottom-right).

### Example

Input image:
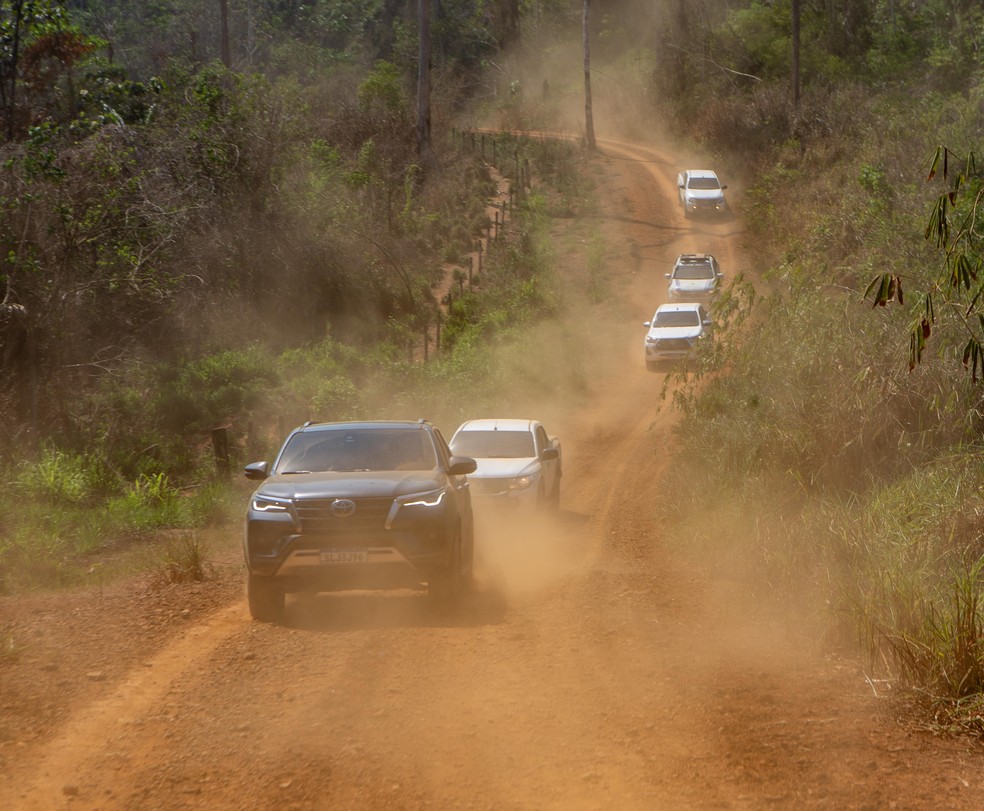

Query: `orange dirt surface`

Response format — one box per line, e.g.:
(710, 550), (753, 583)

(2, 135), (984, 810)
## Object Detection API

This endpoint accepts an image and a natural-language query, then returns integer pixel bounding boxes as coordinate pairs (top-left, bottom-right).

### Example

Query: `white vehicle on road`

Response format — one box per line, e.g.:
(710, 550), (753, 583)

(644, 302), (711, 371)
(449, 418), (562, 510)
(677, 169), (728, 218)
(666, 254), (724, 301)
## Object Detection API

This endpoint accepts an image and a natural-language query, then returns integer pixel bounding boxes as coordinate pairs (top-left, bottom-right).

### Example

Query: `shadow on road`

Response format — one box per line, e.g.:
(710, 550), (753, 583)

(282, 584), (509, 632)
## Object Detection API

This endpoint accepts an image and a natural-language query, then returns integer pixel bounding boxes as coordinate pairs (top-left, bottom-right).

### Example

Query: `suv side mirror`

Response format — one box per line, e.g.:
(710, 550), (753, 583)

(664, 273), (671, 279)
(448, 456), (477, 475)
(541, 447), (559, 461)
(244, 461), (269, 480)
(721, 184), (728, 190)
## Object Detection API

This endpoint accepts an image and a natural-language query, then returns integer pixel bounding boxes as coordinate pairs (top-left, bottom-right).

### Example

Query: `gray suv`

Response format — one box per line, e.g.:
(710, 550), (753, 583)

(243, 420), (476, 622)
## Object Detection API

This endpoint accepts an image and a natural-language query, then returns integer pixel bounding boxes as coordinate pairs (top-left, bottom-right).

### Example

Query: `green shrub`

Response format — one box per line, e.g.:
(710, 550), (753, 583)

(15, 449), (101, 505)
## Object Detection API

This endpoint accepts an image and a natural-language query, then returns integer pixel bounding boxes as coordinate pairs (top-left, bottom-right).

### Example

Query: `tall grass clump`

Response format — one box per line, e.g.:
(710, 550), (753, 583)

(801, 456), (984, 727)
(661, 72), (984, 727)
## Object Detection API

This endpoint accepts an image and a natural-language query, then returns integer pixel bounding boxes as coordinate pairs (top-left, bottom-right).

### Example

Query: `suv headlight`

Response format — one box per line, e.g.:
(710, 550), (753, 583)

(389, 487), (448, 529)
(400, 489), (446, 508)
(509, 475), (536, 491)
(252, 495), (291, 513)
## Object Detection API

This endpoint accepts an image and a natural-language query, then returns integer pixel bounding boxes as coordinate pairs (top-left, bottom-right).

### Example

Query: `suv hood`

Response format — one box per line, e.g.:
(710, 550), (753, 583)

(670, 279), (716, 294)
(647, 325), (702, 341)
(685, 189), (724, 202)
(257, 471), (444, 500)
(468, 457), (539, 478)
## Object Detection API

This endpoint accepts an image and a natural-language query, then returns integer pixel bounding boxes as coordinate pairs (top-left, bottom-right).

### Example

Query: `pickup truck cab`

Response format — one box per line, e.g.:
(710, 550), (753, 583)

(449, 418), (562, 510)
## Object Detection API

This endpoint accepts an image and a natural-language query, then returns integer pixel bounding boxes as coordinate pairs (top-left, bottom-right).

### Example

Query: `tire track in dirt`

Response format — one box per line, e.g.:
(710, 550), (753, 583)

(0, 602), (248, 810)
(3, 133), (984, 810)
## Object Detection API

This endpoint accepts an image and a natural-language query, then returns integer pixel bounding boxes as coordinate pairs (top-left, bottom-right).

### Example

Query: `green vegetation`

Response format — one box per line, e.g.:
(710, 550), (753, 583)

(648, 0), (984, 729)
(5, 0), (984, 730)
(0, 2), (574, 591)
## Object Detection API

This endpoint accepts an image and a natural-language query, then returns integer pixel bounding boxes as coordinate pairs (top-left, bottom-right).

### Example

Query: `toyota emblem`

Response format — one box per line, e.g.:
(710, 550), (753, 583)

(330, 499), (357, 517)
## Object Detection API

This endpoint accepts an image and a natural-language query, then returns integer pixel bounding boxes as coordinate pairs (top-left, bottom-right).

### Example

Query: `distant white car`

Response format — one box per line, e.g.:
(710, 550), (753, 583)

(644, 302), (711, 371)
(449, 418), (562, 510)
(677, 169), (728, 218)
(666, 254), (723, 301)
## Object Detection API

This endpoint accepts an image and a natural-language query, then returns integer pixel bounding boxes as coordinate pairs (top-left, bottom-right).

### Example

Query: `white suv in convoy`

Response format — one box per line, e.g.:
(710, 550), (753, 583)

(666, 254), (723, 300)
(677, 169), (728, 218)
(644, 302), (711, 371)
(449, 418), (562, 510)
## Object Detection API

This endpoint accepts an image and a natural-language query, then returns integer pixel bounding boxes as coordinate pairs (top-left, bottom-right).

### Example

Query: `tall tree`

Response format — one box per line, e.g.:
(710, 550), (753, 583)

(0, 0), (28, 141)
(219, 0), (231, 68)
(791, 0), (800, 108)
(582, 0), (595, 150)
(495, 0), (520, 48)
(416, 0), (433, 168)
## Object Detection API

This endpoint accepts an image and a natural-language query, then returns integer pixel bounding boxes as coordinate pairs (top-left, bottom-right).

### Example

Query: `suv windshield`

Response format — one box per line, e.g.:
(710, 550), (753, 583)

(451, 430), (535, 458)
(277, 428), (437, 473)
(654, 311), (700, 327)
(688, 177), (720, 190)
(673, 262), (714, 280)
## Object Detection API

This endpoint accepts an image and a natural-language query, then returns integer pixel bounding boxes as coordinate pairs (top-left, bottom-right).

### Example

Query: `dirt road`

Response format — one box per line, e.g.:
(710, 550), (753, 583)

(3, 136), (984, 810)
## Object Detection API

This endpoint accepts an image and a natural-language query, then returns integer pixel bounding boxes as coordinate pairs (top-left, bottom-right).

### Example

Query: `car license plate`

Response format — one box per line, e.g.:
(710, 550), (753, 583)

(320, 548), (368, 565)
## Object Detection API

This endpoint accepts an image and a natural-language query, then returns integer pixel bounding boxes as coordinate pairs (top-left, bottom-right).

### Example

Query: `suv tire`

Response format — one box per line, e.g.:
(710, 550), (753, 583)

(247, 573), (285, 623)
(428, 532), (463, 609)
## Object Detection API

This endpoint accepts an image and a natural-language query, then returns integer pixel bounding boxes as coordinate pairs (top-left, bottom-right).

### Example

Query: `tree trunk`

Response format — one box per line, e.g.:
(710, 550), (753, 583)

(219, 0), (232, 69)
(496, 0), (520, 48)
(791, 0), (801, 108)
(416, 0), (434, 169)
(583, 0), (596, 150)
(3, 0), (25, 141)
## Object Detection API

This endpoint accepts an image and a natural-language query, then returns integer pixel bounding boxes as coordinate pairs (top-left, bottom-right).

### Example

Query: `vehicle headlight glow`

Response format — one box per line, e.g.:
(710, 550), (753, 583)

(402, 489), (446, 508)
(509, 475), (535, 491)
(252, 495), (291, 512)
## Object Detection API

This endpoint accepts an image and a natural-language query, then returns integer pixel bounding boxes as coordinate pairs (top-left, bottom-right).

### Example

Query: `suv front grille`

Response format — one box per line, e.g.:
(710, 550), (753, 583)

(654, 338), (693, 351)
(294, 497), (393, 541)
(470, 478), (509, 495)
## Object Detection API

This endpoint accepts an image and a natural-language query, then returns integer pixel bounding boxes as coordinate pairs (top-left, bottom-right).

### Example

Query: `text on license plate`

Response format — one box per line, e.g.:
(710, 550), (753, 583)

(320, 548), (369, 565)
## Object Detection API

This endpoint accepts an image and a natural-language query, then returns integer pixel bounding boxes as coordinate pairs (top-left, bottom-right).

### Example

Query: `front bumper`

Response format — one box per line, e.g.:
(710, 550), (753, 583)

(684, 199), (727, 215)
(645, 344), (697, 363)
(467, 477), (540, 509)
(244, 497), (453, 588)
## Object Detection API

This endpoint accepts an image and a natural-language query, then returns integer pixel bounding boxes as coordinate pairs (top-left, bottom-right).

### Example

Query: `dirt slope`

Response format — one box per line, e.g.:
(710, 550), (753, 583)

(2, 136), (984, 810)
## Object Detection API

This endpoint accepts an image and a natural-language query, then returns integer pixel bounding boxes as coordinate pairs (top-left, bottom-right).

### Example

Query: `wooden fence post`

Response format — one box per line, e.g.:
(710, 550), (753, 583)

(211, 427), (230, 475)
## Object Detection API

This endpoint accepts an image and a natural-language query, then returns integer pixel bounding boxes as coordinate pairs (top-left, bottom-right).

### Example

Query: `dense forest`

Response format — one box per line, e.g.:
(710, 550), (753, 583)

(4, 0), (984, 725)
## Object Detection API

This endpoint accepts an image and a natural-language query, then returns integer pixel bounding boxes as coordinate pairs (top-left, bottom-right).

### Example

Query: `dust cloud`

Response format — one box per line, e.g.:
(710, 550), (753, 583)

(472, 505), (587, 597)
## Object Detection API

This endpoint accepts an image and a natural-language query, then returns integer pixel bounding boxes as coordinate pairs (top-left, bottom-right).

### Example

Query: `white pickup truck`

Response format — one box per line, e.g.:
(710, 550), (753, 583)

(677, 168), (728, 218)
(449, 418), (562, 510)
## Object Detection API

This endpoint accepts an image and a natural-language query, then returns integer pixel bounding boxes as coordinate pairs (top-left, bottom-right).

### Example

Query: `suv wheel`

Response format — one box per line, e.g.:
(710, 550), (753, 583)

(428, 532), (463, 608)
(549, 476), (561, 509)
(247, 572), (285, 623)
